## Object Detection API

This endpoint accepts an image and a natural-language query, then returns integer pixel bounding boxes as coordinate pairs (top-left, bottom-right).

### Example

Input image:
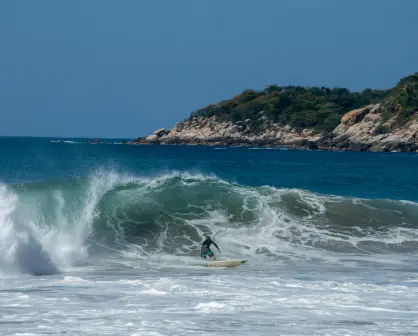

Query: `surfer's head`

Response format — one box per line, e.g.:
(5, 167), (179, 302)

(206, 235), (211, 240)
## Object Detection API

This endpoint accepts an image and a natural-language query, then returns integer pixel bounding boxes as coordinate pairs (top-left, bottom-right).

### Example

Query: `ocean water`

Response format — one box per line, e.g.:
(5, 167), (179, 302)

(0, 137), (418, 335)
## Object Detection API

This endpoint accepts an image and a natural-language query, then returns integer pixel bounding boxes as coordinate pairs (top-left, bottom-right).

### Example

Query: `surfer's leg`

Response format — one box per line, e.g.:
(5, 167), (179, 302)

(208, 249), (215, 261)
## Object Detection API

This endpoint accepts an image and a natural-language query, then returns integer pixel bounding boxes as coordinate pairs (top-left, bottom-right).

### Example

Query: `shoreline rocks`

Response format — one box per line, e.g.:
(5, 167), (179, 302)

(130, 104), (418, 152)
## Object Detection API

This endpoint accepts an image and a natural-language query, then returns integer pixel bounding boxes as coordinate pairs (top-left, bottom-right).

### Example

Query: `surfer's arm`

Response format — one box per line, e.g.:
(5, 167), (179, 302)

(212, 242), (221, 252)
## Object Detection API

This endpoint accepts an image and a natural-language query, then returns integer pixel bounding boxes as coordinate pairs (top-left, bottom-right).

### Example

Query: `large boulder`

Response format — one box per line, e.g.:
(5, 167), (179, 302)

(153, 128), (168, 137)
(341, 105), (373, 125)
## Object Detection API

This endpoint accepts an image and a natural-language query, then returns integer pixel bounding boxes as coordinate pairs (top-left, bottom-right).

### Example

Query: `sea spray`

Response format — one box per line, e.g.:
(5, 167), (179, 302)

(0, 183), (58, 275)
(0, 170), (137, 275)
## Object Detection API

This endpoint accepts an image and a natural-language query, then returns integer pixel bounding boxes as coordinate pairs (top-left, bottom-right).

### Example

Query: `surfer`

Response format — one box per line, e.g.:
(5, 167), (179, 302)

(201, 235), (221, 261)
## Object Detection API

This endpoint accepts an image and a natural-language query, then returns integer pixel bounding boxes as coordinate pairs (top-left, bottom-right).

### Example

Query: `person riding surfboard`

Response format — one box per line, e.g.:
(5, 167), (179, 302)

(201, 235), (221, 261)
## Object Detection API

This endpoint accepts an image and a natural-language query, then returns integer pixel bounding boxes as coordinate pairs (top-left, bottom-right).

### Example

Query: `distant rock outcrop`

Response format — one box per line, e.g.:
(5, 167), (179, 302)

(130, 104), (418, 152)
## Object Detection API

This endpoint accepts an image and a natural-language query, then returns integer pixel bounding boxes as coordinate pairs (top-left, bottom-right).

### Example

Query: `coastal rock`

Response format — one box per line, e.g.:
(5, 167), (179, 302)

(130, 103), (418, 152)
(153, 128), (169, 137)
(130, 116), (322, 148)
(341, 106), (372, 125)
(330, 104), (418, 152)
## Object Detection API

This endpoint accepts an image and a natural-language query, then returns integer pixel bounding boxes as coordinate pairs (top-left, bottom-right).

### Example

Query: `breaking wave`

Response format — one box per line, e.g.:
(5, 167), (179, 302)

(1, 170), (417, 275)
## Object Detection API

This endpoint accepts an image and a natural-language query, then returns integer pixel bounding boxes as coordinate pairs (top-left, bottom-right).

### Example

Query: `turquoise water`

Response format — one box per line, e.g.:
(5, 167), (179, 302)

(1, 137), (418, 335)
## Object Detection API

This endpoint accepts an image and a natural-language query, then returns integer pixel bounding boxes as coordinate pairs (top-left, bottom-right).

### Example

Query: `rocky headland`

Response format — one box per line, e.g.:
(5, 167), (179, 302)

(130, 73), (418, 152)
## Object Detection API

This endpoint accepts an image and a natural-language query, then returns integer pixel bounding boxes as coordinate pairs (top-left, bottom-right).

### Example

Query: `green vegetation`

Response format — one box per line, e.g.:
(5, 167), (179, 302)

(373, 123), (390, 135)
(380, 73), (418, 126)
(190, 73), (418, 133)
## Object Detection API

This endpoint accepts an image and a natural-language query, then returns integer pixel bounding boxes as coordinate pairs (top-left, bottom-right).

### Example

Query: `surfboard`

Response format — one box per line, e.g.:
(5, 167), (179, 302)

(206, 260), (248, 268)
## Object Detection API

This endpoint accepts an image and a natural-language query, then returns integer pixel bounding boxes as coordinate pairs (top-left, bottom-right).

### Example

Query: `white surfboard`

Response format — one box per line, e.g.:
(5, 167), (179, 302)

(206, 260), (248, 268)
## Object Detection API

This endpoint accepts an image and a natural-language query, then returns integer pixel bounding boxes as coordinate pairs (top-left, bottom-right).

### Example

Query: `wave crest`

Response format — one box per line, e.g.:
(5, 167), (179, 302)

(1, 169), (418, 275)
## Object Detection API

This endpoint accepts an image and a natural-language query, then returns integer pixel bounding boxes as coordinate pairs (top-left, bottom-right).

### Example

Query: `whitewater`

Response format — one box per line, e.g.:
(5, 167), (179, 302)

(1, 138), (418, 335)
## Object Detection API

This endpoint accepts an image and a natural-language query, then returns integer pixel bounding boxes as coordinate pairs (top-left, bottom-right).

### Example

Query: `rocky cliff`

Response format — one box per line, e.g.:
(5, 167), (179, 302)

(318, 104), (418, 152)
(130, 104), (418, 152)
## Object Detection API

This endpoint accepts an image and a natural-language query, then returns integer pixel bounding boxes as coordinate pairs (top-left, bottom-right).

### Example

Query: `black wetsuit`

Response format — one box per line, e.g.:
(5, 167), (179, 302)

(201, 237), (220, 258)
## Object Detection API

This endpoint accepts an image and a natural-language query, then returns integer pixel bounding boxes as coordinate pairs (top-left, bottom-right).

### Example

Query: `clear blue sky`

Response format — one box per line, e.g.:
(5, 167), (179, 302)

(0, 0), (417, 138)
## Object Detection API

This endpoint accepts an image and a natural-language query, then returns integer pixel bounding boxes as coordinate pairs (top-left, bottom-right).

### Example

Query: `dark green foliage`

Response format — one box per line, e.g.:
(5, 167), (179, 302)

(189, 73), (418, 132)
(190, 83), (392, 132)
(380, 73), (418, 124)
(374, 123), (391, 135)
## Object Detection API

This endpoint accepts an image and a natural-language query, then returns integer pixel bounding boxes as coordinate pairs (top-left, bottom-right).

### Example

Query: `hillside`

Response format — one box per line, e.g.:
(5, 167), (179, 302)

(378, 73), (418, 130)
(131, 73), (418, 152)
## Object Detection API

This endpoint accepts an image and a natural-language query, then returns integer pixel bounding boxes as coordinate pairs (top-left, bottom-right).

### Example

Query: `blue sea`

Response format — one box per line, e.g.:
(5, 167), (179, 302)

(1, 137), (417, 335)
